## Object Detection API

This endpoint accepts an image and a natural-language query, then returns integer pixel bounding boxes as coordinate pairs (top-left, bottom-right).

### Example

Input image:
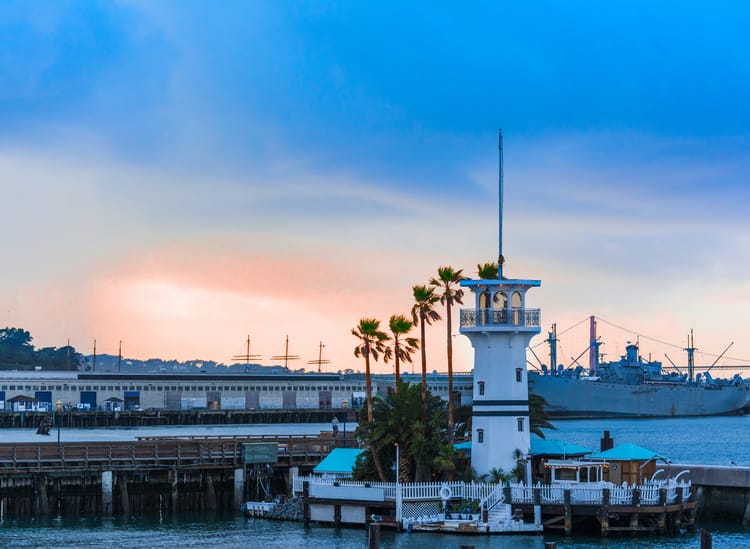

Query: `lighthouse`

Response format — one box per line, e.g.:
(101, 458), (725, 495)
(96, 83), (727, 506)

(459, 130), (541, 477)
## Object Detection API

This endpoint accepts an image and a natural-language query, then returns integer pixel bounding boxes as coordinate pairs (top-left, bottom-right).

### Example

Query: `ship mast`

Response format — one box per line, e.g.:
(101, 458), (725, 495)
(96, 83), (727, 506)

(232, 335), (262, 367)
(271, 335), (300, 370)
(548, 323), (558, 376)
(306, 341), (331, 373)
(684, 329), (696, 383)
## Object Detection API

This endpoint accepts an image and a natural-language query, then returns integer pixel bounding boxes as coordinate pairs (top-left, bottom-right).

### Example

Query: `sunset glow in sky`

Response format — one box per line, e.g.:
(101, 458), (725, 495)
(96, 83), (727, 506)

(2, 2), (750, 374)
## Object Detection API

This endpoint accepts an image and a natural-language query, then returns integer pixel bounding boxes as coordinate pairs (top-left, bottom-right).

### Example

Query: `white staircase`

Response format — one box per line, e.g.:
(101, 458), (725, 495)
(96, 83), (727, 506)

(488, 503), (512, 528)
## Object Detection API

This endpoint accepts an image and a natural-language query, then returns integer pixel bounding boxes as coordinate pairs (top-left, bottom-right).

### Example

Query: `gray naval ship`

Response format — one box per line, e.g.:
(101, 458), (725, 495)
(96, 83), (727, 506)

(528, 320), (750, 418)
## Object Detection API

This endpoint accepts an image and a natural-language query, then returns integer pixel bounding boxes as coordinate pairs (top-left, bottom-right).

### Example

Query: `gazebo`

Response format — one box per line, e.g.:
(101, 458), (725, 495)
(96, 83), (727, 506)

(530, 438), (593, 483)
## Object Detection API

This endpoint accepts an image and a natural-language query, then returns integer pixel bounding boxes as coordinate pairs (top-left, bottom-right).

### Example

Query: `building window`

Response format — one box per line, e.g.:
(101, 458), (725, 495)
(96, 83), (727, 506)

(517, 418), (524, 432)
(478, 381), (485, 396)
(477, 429), (485, 443)
(516, 368), (522, 382)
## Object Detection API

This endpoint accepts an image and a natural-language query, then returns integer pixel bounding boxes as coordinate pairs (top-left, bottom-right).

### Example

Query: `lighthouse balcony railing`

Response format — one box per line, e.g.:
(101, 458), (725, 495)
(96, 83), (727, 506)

(460, 308), (540, 329)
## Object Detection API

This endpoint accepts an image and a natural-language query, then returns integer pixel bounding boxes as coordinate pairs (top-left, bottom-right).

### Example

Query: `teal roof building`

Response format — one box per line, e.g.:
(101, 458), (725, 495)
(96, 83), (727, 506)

(313, 448), (362, 477)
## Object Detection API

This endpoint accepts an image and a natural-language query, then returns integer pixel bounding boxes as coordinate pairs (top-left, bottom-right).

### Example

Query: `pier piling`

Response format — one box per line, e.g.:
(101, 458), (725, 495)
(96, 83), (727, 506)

(367, 523), (380, 549)
(102, 471), (113, 514)
(233, 468), (245, 510)
(563, 489), (572, 535)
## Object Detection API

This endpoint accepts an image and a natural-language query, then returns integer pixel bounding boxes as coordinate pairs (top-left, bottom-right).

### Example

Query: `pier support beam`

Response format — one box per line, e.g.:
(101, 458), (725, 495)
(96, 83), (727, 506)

(37, 475), (49, 516)
(287, 466), (299, 495)
(303, 481), (310, 526)
(368, 523), (380, 549)
(630, 487), (641, 532)
(234, 468), (245, 510)
(563, 489), (572, 536)
(205, 473), (217, 511)
(601, 488), (610, 536)
(102, 471), (113, 515)
(657, 488), (667, 533)
(742, 502), (750, 528)
(171, 467), (179, 513)
(119, 474), (130, 515)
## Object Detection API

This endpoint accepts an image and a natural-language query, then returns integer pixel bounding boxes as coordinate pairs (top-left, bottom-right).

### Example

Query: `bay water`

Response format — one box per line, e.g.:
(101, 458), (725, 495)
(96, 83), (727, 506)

(2, 416), (749, 547)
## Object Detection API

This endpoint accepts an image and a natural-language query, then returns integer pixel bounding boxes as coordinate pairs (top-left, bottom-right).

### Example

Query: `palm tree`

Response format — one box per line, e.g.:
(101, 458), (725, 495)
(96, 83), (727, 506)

(410, 285), (441, 408)
(352, 318), (389, 481)
(353, 380), (448, 482)
(477, 261), (498, 279)
(352, 318), (389, 424)
(430, 266), (465, 442)
(384, 314), (419, 390)
(529, 392), (556, 439)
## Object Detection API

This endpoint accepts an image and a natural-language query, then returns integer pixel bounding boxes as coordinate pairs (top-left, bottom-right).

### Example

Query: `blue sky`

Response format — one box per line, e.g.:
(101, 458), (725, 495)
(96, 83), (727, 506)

(1, 1), (749, 370)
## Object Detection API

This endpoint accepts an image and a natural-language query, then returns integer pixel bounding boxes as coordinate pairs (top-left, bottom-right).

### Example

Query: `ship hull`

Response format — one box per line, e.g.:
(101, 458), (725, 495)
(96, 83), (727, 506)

(529, 373), (750, 418)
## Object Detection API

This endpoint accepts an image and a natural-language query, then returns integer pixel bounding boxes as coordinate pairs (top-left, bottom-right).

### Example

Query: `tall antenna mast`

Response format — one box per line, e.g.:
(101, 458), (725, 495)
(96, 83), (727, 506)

(93, 339), (97, 372)
(498, 128), (504, 279)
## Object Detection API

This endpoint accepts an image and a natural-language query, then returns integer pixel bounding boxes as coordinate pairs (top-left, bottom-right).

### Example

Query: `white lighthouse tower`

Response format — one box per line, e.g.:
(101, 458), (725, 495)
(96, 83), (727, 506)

(459, 130), (541, 477)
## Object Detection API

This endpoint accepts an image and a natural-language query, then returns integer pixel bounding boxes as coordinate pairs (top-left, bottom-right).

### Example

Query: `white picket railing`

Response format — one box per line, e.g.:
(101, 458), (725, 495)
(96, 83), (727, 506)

(480, 484), (505, 512)
(610, 483), (633, 504)
(293, 476), (497, 501)
(293, 475), (692, 509)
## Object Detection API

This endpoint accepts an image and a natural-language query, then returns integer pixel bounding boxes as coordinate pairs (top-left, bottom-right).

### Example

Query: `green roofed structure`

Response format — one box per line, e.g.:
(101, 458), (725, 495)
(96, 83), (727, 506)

(588, 443), (668, 462)
(531, 438), (592, 458)
(313, 448), (362, 478)
(588, 443), (670, 485)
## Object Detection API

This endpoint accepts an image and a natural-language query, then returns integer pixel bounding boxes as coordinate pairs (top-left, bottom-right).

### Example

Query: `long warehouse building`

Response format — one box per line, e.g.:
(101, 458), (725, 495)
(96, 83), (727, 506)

(0, 371), (474, 412)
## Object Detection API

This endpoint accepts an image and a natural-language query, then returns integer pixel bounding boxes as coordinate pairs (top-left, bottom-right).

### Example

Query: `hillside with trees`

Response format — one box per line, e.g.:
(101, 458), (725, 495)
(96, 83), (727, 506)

(0, 327), (81, 371)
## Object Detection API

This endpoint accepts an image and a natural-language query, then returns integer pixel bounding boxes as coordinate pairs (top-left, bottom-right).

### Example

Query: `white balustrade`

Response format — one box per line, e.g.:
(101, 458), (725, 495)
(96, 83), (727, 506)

(292, 475), (692, 511)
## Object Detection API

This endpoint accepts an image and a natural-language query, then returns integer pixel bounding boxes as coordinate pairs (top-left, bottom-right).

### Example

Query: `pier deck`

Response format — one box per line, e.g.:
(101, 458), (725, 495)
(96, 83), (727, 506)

(0, 433), (352, 518)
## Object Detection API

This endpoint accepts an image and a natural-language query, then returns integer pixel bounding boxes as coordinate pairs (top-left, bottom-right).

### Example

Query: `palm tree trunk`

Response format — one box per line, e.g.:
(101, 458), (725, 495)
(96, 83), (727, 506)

(419, 311), (427, 425)
(394, 339), (401, 390)
(365, 347), (374, 424)
(446, 299), (454, 443)
(364, 344), (386, 481)
(399, 449), (411, 483)
(371, 441), (387, 481)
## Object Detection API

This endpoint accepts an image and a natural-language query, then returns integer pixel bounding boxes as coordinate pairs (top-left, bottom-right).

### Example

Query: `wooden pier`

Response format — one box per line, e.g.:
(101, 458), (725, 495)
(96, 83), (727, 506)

(512, 485), (696, 536)
(294, 477), (697, 536)
(0, 432), (353, 518)
(0, 408), (355, 429)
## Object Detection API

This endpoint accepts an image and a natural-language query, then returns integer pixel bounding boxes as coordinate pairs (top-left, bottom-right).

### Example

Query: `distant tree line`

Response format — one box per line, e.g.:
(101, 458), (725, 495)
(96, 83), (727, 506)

(0, 327), (81, 371)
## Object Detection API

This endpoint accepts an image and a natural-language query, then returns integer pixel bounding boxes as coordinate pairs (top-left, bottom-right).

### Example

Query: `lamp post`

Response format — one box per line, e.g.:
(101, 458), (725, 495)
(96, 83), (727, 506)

(56, 400), (63, 445)
(395, 443), (400, 484)
(341, 400), (348, 448)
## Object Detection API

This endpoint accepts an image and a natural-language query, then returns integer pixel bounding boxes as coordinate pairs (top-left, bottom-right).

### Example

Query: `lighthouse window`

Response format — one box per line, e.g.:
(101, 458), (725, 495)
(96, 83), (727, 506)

(515, 368), (522, 382)
(517, 418), (524, 432)
(478, 381), (485, 396)
(477, 429), (484, 443)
